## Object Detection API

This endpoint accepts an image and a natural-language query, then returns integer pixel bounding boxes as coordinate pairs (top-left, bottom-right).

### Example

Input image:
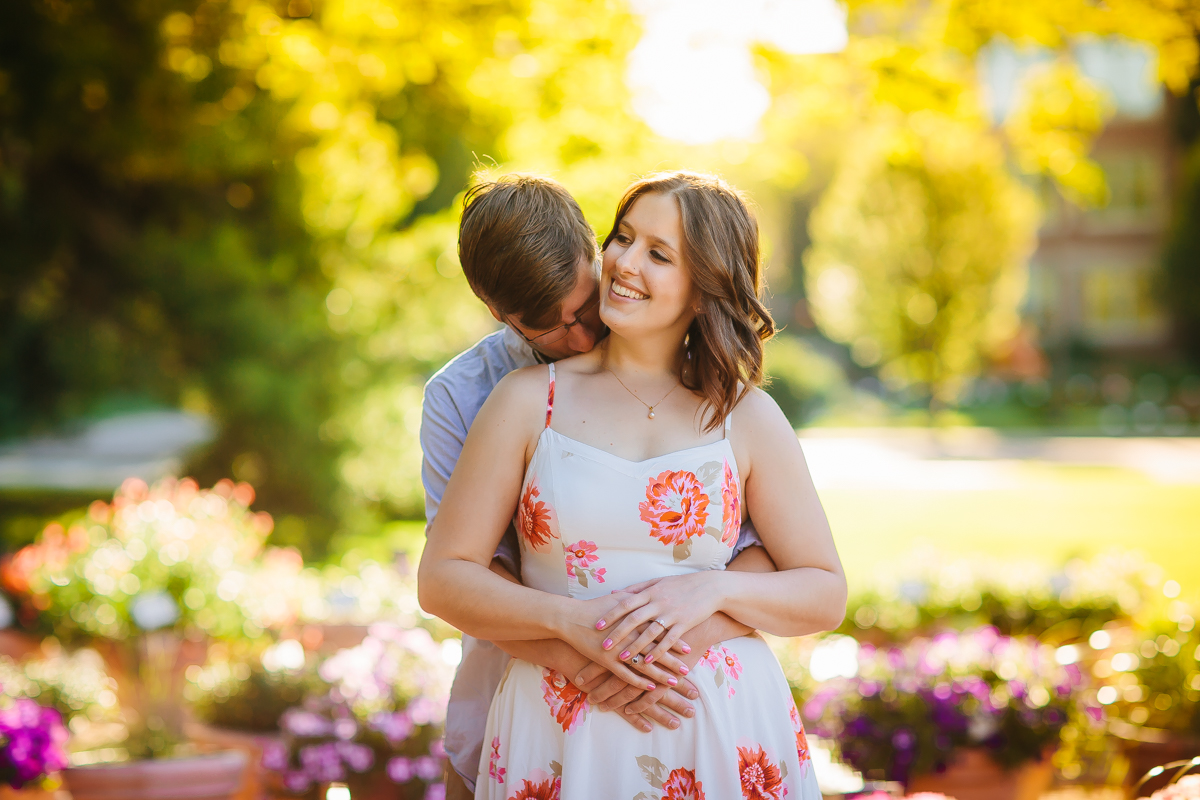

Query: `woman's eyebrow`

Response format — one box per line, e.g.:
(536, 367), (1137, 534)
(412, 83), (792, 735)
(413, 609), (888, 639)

(644, 234), (678, 255)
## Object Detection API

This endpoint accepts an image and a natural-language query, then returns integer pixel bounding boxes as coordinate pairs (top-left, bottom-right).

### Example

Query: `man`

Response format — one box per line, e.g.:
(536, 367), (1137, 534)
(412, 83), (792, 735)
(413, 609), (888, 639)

(420, 174), (774, 799)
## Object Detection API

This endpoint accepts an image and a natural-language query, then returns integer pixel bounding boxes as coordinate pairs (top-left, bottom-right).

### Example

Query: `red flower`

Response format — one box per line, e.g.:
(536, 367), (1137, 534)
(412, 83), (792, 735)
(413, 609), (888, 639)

(721, 459), (740, 545)
(639, 470), (709, 546)
(508, 776), (561, 800)
(663, 767), (706, 799)
(790, 701), (811, 766)
(541, 668), (589, 732)
(737, 745), (783, 800)
(517, 479), (557, 550)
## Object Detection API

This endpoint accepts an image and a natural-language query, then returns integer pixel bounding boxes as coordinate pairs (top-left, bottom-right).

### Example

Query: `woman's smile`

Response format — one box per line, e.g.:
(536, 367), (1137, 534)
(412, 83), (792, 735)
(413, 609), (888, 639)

(610, 279), (649, 301)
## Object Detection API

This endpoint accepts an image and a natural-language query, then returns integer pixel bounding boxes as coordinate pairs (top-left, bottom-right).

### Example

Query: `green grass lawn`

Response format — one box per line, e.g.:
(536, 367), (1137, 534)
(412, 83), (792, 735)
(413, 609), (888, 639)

(820, 463), (1200, 596)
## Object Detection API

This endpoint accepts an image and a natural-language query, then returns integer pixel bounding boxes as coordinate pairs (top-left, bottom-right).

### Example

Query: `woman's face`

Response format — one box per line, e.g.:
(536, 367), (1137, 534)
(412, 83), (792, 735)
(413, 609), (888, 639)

(600, 191), (697, 341)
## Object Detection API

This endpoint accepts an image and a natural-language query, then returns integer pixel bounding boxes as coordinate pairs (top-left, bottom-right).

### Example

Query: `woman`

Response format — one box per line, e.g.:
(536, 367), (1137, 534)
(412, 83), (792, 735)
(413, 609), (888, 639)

(419, 171), (846, 799)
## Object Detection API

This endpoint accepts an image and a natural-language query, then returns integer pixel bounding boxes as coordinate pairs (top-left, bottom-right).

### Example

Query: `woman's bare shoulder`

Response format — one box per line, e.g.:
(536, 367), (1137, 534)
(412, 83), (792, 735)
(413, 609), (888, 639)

(731, 386), (795, 443)
(478, 363), (552, 427)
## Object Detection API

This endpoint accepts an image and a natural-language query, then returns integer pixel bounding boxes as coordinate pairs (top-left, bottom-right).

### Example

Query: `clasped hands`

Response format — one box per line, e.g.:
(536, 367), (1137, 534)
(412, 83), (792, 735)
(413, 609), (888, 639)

(559, 572), (723, 733)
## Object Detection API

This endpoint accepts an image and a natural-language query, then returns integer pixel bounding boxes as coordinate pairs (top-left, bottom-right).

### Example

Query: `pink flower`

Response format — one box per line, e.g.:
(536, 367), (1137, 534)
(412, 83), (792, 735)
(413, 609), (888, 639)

(564, 540), (599, 578)
(698, 648), (721, 671)
(721, 459), (740, 545)
(722, 648), (743, 681)
(488, 736), (506, 783)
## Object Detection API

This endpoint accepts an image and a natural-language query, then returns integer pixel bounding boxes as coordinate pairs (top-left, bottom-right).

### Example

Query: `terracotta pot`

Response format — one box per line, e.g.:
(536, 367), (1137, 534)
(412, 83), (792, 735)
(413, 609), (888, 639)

(0, 786), (62, 800)
(1122, 733), (1200, 795)
(906, 748), (1054, 800)
(185, 722), (282, 800)
(63, 751), (247, 800)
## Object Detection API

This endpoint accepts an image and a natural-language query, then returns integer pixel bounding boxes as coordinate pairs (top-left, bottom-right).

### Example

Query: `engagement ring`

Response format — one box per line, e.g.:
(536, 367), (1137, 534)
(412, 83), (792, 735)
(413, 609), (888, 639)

(654, 618), (667, 627)
(631, 655), (642, 664)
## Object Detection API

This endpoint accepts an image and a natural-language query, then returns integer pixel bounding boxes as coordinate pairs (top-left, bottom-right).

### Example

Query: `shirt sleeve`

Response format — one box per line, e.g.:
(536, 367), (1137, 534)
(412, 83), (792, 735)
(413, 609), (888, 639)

(420, 378), (520, 576)
(730, 517), (764, 559)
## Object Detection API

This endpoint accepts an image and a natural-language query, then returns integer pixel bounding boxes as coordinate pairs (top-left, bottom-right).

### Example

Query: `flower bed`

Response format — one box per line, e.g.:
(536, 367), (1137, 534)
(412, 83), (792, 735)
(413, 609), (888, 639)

(804, 628), (1101, 784)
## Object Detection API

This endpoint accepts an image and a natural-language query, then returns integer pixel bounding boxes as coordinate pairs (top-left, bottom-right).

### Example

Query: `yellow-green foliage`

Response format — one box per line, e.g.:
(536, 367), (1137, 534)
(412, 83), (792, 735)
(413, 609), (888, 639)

(804, 114), (1038, 403)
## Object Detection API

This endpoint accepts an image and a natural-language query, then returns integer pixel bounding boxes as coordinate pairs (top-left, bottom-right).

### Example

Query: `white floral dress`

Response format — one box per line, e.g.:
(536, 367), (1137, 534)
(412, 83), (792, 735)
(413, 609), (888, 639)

(476, 364), (819, 800)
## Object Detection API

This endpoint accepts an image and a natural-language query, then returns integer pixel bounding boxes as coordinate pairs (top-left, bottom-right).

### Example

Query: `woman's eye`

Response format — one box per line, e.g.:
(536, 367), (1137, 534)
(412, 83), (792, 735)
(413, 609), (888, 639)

(651, 250), (669, 263)
(617, 234), (632, 245)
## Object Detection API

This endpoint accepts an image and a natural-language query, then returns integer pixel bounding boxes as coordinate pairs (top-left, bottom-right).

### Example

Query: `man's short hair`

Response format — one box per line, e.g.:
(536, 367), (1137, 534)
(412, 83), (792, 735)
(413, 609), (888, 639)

(458, 174), (598, 330)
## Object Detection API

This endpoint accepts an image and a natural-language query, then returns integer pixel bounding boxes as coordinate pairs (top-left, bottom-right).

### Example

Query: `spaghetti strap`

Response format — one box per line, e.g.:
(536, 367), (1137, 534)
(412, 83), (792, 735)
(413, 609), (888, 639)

(545, 363), (556, 429)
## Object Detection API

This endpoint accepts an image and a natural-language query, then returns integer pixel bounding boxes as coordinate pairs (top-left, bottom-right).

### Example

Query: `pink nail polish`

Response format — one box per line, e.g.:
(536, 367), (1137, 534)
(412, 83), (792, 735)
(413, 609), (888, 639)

(603, 638), (613, 650)
(668, 677), (678, 686)
(644, 654), (654, 664)
(619, 650), (631, 661)
(681, 644), (691, 654)
(679, 666), (689, 675)
(647, 683), (656, 691)
(595, 620), (607, 630)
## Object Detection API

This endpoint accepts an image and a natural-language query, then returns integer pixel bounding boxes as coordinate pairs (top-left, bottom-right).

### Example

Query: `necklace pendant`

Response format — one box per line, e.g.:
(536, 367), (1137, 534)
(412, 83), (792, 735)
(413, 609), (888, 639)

(647, 408), (655, 419)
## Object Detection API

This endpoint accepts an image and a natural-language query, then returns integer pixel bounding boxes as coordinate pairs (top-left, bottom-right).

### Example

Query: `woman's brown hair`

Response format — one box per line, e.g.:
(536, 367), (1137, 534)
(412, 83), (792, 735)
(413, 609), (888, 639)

(603, 171), (775, 431)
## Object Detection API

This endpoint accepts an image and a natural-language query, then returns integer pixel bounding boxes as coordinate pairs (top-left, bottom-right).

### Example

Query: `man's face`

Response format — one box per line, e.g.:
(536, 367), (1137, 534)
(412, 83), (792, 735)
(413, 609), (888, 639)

(491, 255), (605, 361)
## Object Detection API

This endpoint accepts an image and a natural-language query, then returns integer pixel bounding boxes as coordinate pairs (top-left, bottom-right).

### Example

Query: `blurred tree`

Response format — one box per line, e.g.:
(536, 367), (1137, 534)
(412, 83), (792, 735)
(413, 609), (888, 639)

(1162, 139), (1200, 364)
(804, 114), (1038, 405)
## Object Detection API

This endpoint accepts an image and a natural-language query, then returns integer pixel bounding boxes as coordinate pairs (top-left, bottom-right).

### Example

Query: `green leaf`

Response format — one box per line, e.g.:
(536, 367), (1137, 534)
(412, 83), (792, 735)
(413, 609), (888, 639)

(714, 668), (724, 687)
(781, 760), (789, 780)
(705, 526), (723, 541)
(695, 461), (722, 486)
(551, 761), (563, 777)
(673, 540), (692, 562)
(577, 569), (589, 588)
(636, 755), (666, 789)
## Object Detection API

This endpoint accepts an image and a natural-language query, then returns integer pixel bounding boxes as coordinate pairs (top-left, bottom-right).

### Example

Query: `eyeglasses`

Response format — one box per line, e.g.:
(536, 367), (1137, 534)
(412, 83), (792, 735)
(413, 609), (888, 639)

(508, 292), (602, 346)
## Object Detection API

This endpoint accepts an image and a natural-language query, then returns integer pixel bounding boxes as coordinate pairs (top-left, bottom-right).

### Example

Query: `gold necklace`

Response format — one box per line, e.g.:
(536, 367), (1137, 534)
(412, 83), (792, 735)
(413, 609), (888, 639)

(604, 366), (680, 420)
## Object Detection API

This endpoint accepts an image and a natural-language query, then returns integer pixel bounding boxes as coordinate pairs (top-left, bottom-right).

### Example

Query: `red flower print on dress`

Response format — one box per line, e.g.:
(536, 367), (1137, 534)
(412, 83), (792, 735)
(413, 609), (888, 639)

(517, 479), (557, 551)
(540, 668), (589, 733)
(507, 775), (561, 800)
(737, 745), (783, 800)
(662, 766), (707, 800)
(563, 540), (606, 587)
(639, 470), (710, 546)
(789, 700), (812, 774)
(488, 736), (506, 784)
(721, 459), (740, 545)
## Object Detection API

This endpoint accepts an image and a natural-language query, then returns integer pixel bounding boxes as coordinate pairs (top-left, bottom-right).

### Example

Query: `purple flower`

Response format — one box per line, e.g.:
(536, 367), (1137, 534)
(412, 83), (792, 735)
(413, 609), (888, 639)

(369, 711), (414, 743)
(892, 729), (915, 750)
(388, 756), (414, 783)
(283, 770), (313, 793)
(425, 784), (446, 800)
(0, 699), (69, 787)
(336, 741), (375, 773)
(261, 741), (289, 772)
(332, 716), (358, 741)
(281, 709), (332, 738)
(299, 742), (345, 783)
(414, 755), (441, 781)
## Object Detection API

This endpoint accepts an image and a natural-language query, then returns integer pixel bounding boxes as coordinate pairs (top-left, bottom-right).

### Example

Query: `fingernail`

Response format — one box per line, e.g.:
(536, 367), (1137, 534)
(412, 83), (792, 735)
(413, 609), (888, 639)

(644, 654), (654, 664)
(576, 676), (585, 685)
(668, 677), (678, 686)
(619, 650), (630, 661)
(669, 719), (680, 729)
(685, 708), (695, 717)
(641, 724), (651, 732)
(688, 690), (699, 700)
(603, 639), (613, 650)
(681, 644), (691, 654)
(679, 666), (689, 675)
(647, 683), (656, 691)
(596, 620), (607, 630)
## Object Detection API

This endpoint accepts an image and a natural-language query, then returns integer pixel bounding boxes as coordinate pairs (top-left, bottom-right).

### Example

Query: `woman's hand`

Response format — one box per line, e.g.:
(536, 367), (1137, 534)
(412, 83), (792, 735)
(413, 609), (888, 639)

(558, 595), (688, 691)
(596, 572), (724, 667)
